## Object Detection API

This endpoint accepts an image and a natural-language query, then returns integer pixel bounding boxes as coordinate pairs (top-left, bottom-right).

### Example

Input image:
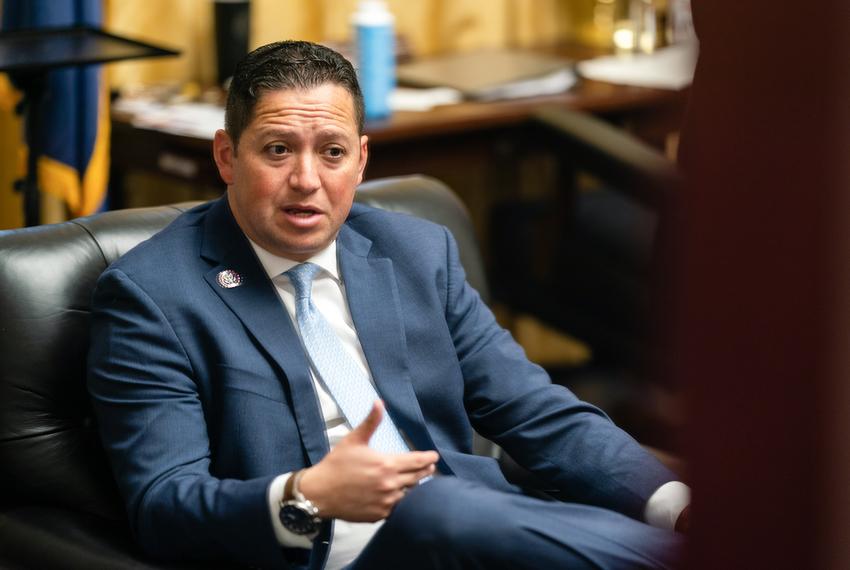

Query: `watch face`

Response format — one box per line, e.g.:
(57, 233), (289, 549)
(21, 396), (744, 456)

(280, 504), (319, 535)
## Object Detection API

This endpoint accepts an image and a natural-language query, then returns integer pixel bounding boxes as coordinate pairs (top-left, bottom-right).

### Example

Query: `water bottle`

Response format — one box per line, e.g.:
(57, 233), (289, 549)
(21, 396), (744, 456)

(352, 0), (395, 121)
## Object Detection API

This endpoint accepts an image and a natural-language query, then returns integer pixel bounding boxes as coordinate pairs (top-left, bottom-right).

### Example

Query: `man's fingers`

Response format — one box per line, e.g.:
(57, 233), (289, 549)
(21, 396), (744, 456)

(398, 463), (437, 488)
(393, 450), (440, 473)
(346, 400), (384, 445)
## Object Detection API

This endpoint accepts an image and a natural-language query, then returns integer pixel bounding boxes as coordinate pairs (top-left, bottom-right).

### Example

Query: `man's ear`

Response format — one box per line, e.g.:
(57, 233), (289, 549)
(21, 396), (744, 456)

(356, 134), (369, 185)
(213, 129), (235, 185)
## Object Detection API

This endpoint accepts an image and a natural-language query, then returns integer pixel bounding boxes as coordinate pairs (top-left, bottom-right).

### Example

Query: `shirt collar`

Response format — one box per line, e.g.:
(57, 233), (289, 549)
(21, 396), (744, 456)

(248, 238), (340, 283)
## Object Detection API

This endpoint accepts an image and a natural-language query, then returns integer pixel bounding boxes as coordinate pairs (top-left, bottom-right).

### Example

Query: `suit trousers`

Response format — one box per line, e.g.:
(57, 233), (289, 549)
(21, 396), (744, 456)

(346, 476), (683, 570)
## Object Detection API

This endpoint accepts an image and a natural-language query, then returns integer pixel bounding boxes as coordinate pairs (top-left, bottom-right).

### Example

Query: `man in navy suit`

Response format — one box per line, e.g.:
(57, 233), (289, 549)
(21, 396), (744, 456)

(88, 41), (687, 569)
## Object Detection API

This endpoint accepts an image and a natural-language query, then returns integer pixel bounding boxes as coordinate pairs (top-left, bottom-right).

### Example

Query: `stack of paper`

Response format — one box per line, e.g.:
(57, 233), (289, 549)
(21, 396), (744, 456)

(114, 98), (223, 139)
(397, 49), (576, 101)
(576, 41), (699, 90)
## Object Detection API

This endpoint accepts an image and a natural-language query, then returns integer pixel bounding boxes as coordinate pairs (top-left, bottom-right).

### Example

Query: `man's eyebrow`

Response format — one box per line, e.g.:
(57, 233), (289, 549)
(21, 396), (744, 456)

(315, 128), (349, 140)
(255, 127), (297, 138)
(255, 127), (349, 140)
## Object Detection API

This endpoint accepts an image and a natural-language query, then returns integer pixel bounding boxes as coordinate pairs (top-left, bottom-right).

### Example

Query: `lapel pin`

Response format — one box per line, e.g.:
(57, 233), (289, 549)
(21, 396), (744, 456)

(216, 269), (244, 289)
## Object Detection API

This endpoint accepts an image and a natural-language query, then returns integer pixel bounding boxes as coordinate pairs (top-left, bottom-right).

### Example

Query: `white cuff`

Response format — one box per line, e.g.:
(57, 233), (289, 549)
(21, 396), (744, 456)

(643, 481), (691, 531)
(268, 473), (315, 549)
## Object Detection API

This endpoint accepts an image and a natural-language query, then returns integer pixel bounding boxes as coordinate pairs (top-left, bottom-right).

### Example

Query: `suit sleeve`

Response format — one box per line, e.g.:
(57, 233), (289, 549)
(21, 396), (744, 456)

(440, 228), (678, 521)
(87, 268), (291, 568)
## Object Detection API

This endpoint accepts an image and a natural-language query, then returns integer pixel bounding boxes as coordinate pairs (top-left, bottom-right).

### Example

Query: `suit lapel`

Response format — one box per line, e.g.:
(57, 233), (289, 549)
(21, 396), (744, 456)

(338, 225), (446, 469)
(200, 197), (329, 465)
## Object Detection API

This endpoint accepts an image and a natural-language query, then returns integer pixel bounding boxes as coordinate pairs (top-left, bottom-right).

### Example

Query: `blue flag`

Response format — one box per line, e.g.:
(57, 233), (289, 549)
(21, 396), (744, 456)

(1, 0), (109, 217)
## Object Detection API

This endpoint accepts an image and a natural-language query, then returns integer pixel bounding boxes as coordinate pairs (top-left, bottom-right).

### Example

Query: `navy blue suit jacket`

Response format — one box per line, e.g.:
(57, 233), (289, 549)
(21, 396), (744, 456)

(88, 196), (675, 568)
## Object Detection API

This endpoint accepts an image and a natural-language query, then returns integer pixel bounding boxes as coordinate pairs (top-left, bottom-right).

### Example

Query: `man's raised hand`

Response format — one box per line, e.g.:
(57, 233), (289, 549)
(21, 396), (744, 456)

(298, 400), (439, 522)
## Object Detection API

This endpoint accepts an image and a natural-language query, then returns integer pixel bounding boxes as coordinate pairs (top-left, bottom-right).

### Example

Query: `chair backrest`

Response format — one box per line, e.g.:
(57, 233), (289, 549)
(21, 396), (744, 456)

(0, 174), (486, 519)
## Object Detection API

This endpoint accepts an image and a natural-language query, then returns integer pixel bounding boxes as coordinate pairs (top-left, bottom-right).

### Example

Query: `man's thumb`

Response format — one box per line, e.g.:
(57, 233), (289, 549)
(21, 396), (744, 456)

(348, 400), (384, 445)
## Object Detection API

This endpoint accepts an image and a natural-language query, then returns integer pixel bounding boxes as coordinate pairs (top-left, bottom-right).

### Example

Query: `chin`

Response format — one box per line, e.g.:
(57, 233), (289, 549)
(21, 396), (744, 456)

(278, 240), (327, 260)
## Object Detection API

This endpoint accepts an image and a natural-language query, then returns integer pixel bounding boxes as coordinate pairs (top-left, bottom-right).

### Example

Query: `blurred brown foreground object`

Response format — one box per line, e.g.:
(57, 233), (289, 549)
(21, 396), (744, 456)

(673, 1), (850, 569)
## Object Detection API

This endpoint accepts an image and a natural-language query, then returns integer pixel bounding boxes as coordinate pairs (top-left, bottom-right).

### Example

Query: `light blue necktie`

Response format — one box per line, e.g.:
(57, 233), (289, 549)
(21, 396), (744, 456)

(286, 262), (409, 454)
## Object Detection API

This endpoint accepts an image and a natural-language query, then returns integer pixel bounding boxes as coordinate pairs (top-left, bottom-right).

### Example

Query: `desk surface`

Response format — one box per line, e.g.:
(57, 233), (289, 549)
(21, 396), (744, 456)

(364, 79), (686, 143)
(113, 77), (687, 146)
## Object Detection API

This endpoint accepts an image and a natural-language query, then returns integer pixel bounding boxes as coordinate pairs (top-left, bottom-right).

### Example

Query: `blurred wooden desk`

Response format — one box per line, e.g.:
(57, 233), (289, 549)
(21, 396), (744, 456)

(364, 78), (685, 145)
(110, 78), (687, 248)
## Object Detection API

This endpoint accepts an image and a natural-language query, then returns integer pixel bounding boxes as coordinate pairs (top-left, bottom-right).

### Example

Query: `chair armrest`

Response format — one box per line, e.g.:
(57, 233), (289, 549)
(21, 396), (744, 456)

(531, 107), (681, 208)
(0, 507), (230, 570)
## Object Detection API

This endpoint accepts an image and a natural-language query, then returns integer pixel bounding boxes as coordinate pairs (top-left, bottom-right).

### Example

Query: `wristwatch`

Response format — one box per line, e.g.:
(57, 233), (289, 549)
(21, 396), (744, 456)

(279, 469), (321, 537)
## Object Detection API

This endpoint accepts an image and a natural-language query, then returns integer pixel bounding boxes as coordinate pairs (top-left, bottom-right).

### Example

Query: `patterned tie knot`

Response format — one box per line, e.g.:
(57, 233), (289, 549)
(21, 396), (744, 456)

(286, 263), (321, 300)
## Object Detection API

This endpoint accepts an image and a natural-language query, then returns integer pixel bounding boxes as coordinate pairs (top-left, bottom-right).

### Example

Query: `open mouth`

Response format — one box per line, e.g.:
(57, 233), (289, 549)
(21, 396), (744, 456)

(284, 207), (318, 217)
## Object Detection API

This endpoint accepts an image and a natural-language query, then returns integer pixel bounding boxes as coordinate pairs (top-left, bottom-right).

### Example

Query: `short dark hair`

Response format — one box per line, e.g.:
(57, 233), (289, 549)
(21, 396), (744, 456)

(224, 40), (365, 150)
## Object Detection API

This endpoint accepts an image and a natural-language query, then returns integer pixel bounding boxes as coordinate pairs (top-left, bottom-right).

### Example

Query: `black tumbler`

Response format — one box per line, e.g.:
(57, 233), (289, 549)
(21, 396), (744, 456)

(214, 0), (251, 86)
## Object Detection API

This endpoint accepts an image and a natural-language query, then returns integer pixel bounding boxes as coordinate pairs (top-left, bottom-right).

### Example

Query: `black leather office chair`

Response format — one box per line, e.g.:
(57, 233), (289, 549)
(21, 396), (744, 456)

(0, 175), (490, 569)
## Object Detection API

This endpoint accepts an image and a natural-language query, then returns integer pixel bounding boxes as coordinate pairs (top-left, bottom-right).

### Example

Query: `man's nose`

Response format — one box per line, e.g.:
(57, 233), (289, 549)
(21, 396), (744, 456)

(289, 153), (321, 192)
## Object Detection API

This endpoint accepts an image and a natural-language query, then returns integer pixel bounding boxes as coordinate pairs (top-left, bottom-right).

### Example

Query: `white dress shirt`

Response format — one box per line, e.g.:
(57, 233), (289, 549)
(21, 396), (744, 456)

(248, 238), (689, 570)
(249, 239), (382, 570)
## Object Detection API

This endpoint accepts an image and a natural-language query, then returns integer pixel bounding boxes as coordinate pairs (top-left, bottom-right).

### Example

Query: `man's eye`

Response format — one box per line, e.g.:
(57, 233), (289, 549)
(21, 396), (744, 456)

(268, 144), (288, 155)
(325, 147), (345, 158)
